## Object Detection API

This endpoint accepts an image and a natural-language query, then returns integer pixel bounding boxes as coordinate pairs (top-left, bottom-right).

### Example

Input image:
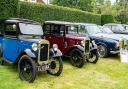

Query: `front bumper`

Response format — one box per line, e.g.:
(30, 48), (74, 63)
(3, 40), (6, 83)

(110, 50), (120, 54)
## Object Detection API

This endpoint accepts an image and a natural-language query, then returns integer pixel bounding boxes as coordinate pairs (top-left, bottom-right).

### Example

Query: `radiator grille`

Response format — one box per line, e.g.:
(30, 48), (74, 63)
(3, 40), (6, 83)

(39, 44), (48, 61)
(85, 40), (90, 54)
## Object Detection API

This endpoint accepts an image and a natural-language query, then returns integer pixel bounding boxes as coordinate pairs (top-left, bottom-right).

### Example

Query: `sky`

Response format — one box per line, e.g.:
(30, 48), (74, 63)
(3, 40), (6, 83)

(110, 0), (116, 4)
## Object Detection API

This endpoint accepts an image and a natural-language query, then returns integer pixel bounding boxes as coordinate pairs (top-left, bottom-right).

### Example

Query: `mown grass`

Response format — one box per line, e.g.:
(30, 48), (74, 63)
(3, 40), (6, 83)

(0, 55), (128, 89)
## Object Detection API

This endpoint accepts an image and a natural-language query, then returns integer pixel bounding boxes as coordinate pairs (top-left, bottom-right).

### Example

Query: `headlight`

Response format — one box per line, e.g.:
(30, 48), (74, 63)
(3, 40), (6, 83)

(91, 40), (95, 44)
(81, 40), (84, 46)
(53, 44), (58, 51)
(32, 43), (38, 51)
(116, 41), (119, 48)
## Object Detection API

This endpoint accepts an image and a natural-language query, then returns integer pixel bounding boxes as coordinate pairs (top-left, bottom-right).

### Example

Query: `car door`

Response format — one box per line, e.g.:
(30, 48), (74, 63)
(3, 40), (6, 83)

(2, 23), (20, 62)
(44, 24), (66, 53)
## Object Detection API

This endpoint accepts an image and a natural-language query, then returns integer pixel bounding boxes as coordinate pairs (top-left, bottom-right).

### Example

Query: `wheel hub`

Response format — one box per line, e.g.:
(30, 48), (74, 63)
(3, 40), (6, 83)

(50, 61), (56, 69)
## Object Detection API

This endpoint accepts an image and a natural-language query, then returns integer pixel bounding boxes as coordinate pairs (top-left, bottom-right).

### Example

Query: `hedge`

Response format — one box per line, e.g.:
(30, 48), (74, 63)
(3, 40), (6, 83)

(19, 2), (101, 25)
(101, 14), (115, 25)
(0, 0), (18, 19)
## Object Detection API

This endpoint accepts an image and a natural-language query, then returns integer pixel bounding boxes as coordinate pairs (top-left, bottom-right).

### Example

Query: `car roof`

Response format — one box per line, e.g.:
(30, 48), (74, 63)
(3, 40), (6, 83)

(104, 23), (122, 26)
(0, 18), (40, 24)
(44, 21), (75, 26)
(74, 23), (97, 26)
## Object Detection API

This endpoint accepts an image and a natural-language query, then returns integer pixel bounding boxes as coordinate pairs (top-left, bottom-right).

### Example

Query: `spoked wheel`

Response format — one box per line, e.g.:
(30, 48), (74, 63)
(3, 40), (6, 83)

(47, 56), (63, 76)
(70, 49), (85, 68)
(86, 49), (99, 64)
(18, 55), (37, 83)
(98, 45), (108, 58)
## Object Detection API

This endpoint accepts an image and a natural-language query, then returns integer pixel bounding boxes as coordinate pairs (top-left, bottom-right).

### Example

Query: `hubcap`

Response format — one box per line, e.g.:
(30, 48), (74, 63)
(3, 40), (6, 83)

(98, 45), (106, 57)
(72, 51), (82, 66)
(20, 60), (33, 81)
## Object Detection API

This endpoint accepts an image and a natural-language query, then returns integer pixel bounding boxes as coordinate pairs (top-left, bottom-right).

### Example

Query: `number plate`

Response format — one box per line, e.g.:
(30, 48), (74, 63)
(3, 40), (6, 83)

(37, 64), (50, 71)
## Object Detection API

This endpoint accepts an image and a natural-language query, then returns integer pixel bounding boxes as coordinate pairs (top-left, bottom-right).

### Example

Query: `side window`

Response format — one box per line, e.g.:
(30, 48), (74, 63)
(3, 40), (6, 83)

(44, 24), (50, 34)
(67, 26), (77, 34)
(111, 26), (116, 31)
(105, 25), (111, 29)
(5, 24), (17, 37)
(78, 25), (87, 35)
(51, 25), (64, 35)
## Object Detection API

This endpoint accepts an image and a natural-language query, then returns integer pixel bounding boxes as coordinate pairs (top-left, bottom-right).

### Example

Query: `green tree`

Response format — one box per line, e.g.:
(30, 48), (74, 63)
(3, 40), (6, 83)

(52, 0), (96, 12)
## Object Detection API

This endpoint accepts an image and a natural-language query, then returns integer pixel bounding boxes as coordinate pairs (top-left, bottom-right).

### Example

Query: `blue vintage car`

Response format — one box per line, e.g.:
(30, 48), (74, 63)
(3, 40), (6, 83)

(0, 18), (63, 82)
(74, 23), (121, 58)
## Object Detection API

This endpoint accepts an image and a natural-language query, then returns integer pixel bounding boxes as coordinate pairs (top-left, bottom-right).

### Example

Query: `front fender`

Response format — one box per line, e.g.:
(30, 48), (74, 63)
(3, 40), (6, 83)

(50, 48), (62, 57)
(72, 45), (84, 52)
(24, 49), (36, 58)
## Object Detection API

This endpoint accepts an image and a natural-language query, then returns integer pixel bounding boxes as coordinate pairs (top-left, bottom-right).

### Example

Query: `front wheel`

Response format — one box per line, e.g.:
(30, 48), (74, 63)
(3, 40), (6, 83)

(47, 56), (63, 76)
(98, 45), (108, 58)
(86, 49), (99, 64)
(18, 55), (37, 83)
(70, 49), (85, 68)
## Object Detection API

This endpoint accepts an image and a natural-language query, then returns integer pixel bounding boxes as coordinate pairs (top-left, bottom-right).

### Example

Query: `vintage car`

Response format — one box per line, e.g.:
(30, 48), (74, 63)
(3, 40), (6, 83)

(43, 21), (99, 68)
(103, 23), (128, 34)
(0, 18), (63, 83)
(74, 23), (121, 58)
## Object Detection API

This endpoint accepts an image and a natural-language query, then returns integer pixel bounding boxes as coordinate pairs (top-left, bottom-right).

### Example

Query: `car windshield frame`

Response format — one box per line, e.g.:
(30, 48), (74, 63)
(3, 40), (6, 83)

(19, 23), (43, 36)
(78, 24), (102, 35)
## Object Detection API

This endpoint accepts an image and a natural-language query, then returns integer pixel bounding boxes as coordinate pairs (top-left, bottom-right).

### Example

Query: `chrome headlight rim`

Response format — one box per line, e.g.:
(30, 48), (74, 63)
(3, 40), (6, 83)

(81, 40), (85, 47)
(32, 43), (38, 51)
(116, 41), (119, 48)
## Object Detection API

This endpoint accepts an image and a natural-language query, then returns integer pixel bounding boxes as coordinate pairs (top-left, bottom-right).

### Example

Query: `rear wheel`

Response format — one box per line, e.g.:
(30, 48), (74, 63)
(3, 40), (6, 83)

(18, 55), (37, 83)
(70, 49), (85, 68)
(87, 49), (99, 64)
(47, 56), (63, 76)
(98, 45), (108, 58)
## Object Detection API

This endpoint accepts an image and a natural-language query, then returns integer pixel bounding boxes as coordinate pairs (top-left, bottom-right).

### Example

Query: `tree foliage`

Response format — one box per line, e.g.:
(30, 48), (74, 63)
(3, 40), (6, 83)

(52, 0), (96, 12)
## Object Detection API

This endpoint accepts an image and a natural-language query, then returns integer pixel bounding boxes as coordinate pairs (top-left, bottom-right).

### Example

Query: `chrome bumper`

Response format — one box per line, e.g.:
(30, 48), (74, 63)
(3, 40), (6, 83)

(110, 50), (119, 54)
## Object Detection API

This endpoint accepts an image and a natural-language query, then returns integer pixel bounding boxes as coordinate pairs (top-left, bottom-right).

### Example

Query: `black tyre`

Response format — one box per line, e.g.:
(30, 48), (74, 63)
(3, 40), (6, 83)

(47, 56), (63, 76)
(70, 49), (85, 68)
(18, 55), (37, 83)
(86, 49), (99, 64)
(97, 45), (108, 58)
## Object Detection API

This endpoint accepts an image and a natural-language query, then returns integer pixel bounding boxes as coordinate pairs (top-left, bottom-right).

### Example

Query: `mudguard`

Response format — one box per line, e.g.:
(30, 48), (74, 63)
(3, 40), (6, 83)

(50, 48), (62, 57)
(24, 49), (36, 58)
(73, 45), (84, 52)
(90, 41), (98, 51)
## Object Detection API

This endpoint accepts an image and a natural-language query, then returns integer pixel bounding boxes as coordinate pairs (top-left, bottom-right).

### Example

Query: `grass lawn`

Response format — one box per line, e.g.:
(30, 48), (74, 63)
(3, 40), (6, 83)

(0, 56), (128, 89)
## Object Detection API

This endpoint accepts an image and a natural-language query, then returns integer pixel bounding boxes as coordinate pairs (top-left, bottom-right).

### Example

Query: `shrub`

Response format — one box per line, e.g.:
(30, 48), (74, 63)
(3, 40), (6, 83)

(0, 0), (18, 19)
(19, 2), (101, 25)
(101, 14), (114, 25)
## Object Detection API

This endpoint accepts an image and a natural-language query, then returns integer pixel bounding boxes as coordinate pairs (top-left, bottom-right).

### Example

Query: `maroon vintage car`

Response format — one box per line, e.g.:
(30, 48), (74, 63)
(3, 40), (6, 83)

(43, 21), (99, 68)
